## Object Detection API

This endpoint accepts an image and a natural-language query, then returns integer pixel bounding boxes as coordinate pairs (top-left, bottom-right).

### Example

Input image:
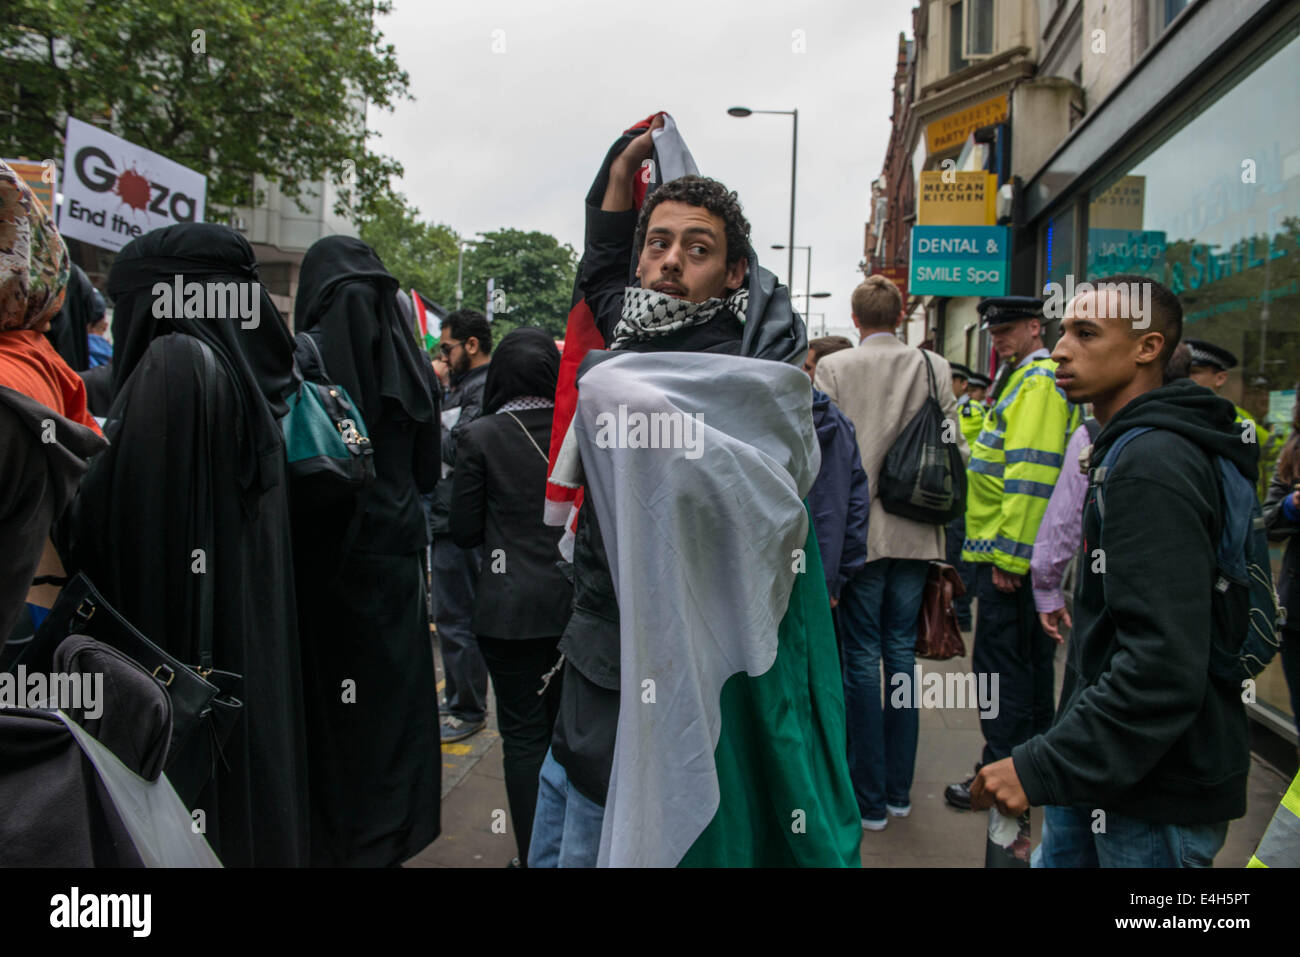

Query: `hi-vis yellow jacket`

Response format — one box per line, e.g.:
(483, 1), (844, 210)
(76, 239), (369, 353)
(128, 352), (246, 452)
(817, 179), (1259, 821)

(962, 355), (1080, 575)
(1234, 404), (1279, 501)
(957, 394), (985, 451)
(1248, 769), (1300, 867)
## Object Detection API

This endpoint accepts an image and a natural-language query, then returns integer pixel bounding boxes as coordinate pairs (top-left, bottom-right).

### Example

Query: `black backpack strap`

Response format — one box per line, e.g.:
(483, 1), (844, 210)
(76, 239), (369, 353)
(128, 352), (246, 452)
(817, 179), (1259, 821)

(1088, 426), (1154, 522)
(1083, 417), (1102, 442)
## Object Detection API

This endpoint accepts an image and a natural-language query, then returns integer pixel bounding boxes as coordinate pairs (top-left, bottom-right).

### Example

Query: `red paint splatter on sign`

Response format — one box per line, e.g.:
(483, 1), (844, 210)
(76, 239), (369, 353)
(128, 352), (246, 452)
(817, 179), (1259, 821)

(114, 166), (151, 212)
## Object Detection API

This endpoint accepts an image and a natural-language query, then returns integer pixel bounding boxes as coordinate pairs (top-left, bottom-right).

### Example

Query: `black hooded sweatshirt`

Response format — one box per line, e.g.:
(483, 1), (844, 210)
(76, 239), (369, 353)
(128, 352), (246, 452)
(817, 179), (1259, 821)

(1013, 379), (1255, 826)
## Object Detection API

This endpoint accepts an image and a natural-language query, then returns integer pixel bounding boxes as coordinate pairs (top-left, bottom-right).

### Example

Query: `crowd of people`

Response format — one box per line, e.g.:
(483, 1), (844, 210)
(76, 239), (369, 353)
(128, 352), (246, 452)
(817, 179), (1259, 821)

(2, 104), (1298, 869)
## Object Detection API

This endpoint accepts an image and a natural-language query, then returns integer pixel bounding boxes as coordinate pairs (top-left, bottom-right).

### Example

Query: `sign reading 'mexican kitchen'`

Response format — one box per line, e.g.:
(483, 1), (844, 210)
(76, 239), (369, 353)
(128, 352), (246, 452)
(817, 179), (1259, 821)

(909, 225), (1010, 297)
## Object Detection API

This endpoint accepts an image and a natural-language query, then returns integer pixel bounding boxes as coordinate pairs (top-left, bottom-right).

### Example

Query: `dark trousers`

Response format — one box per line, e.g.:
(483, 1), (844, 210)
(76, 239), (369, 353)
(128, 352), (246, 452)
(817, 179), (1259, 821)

(945, 515), (974, 628)
(971, 563), (1056, 766)
(476, 634), (564, 863)
(432, 536), (488, 722)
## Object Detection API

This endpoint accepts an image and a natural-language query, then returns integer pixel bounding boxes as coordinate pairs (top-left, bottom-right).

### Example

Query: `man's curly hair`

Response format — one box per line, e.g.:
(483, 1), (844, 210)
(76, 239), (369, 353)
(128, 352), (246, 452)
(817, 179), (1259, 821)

(633, 175), (752, 268)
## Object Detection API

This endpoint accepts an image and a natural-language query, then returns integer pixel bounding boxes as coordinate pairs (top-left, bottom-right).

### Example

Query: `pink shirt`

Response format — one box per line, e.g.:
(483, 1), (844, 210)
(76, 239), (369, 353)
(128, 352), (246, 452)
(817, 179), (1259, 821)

(1031, 423), (1092, 613)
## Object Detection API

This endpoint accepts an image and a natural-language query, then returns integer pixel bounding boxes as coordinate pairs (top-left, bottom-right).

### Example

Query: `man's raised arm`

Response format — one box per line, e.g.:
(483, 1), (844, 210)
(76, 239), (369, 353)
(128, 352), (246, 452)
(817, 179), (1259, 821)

(581, 115), (664, 342)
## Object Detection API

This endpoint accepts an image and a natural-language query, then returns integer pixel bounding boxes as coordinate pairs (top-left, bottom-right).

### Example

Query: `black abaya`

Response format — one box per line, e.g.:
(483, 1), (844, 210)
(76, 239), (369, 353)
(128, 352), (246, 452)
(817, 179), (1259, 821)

(293, 235), (441, 866)
(62, 223), (309, 867)
(45, 264), (93, 373)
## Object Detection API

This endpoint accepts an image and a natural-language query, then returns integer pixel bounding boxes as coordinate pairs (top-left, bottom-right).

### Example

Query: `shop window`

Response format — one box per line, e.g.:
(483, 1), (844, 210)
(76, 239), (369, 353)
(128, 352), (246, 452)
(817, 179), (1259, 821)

(1085, 28), (1299, 422)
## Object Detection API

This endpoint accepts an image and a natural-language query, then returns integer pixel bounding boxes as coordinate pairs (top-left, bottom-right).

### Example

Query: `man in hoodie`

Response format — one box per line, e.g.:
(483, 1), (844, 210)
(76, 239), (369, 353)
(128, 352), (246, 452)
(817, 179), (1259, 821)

(970, 274), (1253, 867)
(532, 115), (830, 867)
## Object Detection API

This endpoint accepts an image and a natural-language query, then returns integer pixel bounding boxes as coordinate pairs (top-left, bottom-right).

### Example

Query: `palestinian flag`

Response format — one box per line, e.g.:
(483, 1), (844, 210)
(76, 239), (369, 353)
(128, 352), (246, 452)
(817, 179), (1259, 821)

(571, 351), (862, 868)
(410, 288), (444, 352)
(544, 112), (699, 546)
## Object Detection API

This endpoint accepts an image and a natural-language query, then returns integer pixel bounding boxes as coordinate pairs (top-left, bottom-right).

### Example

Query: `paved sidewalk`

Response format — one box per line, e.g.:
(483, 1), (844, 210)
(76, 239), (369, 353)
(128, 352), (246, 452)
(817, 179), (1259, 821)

(407, 630), (1292, 868)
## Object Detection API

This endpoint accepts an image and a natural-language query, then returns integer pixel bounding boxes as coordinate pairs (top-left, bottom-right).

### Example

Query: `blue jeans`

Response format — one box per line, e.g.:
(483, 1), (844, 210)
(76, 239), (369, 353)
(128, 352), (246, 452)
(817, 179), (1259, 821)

(838, 558), (928, 820)
(527, 749), (605, 868)
(1032, 805), (1227, 867)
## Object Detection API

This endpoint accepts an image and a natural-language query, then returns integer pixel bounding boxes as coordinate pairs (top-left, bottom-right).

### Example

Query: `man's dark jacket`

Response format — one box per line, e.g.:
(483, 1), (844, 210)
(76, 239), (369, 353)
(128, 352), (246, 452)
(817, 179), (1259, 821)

(429, 362), (488, 537)
(552, 199), (805, 805)
(809, 388), (869, 601)
(1012, 380), (1255, 826)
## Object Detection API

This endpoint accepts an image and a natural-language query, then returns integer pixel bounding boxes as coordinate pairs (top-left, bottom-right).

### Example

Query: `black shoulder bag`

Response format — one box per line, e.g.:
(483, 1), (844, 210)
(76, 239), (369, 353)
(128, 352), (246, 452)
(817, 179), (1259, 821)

(877, 351), (968, 524)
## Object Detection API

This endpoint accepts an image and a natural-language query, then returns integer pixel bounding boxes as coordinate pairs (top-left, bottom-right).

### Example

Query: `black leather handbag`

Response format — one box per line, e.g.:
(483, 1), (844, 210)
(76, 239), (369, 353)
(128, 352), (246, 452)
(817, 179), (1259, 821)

(13, 574), (243, 808)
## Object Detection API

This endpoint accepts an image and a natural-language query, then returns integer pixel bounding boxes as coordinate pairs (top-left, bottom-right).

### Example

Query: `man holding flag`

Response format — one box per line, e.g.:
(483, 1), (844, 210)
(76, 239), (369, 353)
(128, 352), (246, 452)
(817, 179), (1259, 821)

(530, 113), (860, 867)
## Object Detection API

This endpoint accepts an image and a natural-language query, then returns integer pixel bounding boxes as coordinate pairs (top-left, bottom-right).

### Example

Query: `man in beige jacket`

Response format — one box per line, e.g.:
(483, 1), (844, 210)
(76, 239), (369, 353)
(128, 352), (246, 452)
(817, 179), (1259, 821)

(814, 276), (970, 830)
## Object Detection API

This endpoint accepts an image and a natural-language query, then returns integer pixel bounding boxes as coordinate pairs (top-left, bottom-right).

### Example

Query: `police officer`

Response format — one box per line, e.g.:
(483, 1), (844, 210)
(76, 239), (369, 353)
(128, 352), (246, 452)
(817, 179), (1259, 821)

(945, 363), (981, 631)
(945, 296), (1080, 810)
(959, 371), (991, 450)
(1184, 339), (1278, 498)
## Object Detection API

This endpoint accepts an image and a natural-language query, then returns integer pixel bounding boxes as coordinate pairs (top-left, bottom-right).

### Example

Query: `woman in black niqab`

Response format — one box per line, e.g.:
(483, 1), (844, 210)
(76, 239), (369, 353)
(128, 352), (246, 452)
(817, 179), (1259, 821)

(292, 235), (442, 867)
(44, 263), (93, 373)
(62, 222), (309, 867)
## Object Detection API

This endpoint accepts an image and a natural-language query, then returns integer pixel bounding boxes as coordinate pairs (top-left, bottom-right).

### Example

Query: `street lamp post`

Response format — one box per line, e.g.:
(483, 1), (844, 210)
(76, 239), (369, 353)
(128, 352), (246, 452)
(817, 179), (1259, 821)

(455, 233), (487, 309)
(456, 242), (466, 309)
(807, 292), (831, 336)
(728, 106), (798, 286)
(772, 243), (816, 319)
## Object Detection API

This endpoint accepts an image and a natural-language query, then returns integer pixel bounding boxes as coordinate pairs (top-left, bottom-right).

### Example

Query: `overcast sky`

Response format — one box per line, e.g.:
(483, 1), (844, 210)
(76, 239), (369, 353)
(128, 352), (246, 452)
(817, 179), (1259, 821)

(367, 0), (918, 327)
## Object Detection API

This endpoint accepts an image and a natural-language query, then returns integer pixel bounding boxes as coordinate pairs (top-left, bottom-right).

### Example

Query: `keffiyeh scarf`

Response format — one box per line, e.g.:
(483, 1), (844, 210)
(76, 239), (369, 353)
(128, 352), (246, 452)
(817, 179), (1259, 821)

(608, 285), (748, 351)
(495, 395), (554, 414)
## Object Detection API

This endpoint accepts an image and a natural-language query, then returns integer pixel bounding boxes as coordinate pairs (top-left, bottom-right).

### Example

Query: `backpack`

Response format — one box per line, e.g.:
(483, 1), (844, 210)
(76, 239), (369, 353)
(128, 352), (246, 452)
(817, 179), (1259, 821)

(280, 331), (375, 508)
(877, 352), (967, 524)
(1090, 426), (1283, 683)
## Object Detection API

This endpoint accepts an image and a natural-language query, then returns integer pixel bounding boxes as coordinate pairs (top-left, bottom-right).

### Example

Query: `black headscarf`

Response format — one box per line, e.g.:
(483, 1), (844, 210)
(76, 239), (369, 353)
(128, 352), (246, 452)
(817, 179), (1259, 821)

(106, 222), (296, 495)
(294, 235), (433, 424)
(46, 264), (94, 372)
(483, 327), (561, 414)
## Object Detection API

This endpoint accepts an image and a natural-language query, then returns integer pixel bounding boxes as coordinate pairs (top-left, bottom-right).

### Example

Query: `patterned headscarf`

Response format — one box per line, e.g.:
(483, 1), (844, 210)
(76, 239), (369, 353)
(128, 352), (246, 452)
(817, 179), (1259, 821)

(0, 159), (70, 331)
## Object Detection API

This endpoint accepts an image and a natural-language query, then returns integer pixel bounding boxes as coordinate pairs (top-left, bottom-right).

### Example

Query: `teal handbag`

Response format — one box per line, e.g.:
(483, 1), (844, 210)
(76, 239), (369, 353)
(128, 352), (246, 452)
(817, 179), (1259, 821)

(281, 332), (375, 507)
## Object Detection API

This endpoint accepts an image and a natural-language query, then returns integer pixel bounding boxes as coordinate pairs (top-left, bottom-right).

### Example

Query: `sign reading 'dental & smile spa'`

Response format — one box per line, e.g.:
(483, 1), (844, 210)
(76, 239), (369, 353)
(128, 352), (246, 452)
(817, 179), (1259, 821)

(58, 117), (206, 252)
(909, 225), (1010, 297)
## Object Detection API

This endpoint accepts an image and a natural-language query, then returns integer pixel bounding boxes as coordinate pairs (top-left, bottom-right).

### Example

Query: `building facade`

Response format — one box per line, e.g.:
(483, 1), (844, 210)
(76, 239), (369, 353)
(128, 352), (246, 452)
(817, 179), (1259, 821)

(865, 0), (1300, 742)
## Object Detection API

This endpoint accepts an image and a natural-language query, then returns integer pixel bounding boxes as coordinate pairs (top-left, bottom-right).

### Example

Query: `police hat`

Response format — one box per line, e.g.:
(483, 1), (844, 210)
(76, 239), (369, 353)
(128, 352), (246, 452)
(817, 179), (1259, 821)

(967, 372), (992, 389)
(978, 296), (1045, 329)
(1183, 339), (1238, 372)
(950, 363), (973, 381)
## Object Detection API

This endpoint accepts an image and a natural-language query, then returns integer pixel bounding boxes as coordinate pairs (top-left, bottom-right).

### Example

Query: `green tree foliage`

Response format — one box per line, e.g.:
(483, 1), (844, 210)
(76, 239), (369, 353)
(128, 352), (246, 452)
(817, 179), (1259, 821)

(358, 192), (459, 307)
(461, 229), (578, 339)
(2, 0), (409, 217)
